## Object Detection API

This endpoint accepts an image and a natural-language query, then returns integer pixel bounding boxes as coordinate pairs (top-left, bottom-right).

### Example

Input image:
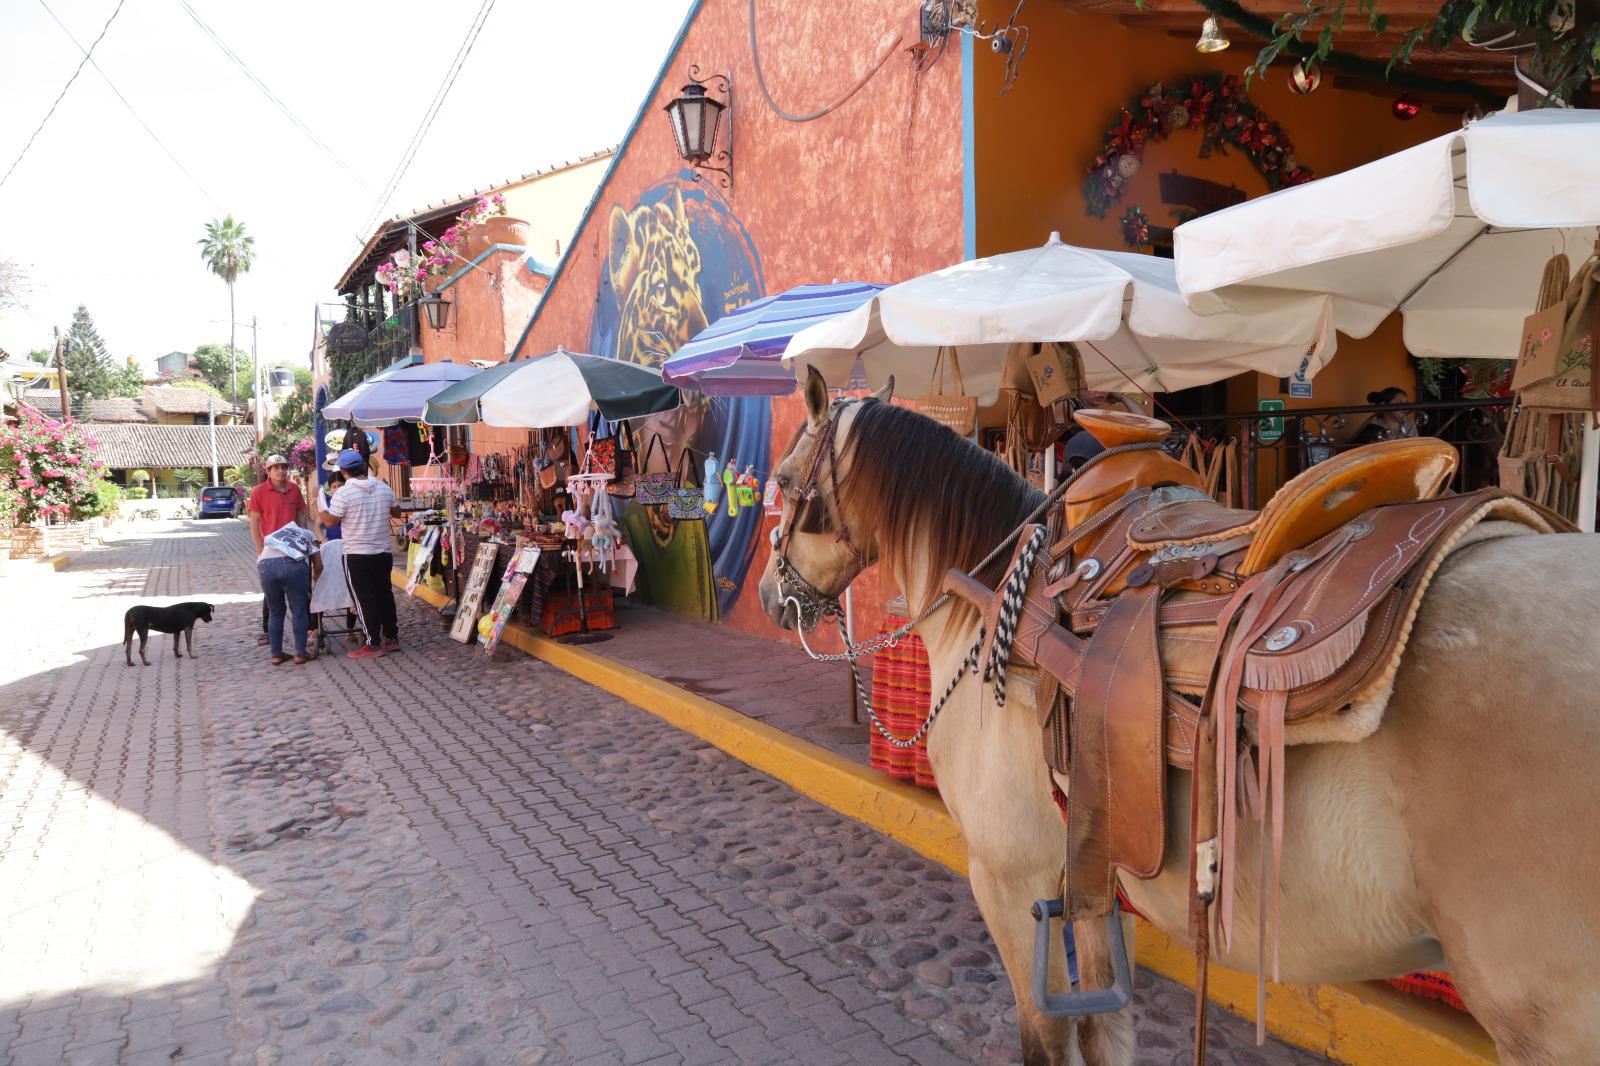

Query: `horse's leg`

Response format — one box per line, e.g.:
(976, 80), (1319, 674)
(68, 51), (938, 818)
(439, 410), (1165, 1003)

(1070, 911), (1136, 1066)
(1373, 534), (1600, 1065)
(966, 856), (1076, 1066)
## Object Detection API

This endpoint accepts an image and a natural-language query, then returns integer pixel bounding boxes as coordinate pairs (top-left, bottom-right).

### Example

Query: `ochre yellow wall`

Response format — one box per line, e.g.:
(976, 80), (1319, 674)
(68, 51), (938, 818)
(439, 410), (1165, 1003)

(971, 1), (1459, 411)
(497, 155), (613, 267)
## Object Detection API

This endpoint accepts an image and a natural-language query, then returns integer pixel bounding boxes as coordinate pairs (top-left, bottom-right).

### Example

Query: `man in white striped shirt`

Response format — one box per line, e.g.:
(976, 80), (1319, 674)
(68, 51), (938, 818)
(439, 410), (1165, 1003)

(318, 450), (401, 659)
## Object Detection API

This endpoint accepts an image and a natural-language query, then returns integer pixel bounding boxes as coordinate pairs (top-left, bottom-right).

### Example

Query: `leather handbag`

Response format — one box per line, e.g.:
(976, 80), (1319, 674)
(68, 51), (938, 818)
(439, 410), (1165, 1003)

(1024, 341), (1086, 406)
(634, 434), (674, 504)
(916, 347), (978, 436)
(665, 449), (705, 521)
(1514, 251), (1600, 416)
(536, 435), (558, 491)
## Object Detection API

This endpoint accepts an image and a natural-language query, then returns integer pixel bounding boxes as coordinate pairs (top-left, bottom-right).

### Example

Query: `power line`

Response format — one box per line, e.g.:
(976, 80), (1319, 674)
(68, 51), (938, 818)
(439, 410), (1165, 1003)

(35, 0), (225, 212)
(356, 0), (498, 241)
(0, 0), (130, 191)
(172, 0), (376, 196)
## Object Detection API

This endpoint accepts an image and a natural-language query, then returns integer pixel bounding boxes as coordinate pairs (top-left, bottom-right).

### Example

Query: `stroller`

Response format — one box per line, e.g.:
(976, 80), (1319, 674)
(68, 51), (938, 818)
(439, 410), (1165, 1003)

(310, 538), (362, 656)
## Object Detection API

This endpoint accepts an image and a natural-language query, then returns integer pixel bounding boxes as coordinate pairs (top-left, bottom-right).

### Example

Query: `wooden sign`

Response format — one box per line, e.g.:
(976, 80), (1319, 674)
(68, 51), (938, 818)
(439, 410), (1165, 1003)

(450, 542), (503, 644)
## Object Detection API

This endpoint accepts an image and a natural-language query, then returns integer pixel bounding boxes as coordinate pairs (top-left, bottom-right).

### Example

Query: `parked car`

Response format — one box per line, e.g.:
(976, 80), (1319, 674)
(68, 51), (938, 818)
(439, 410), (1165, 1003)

(197, 485), (241, 519)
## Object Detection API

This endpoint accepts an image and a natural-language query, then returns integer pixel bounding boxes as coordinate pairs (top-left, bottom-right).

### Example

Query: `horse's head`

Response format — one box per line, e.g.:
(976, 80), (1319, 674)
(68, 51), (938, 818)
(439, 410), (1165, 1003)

(759, 367), (892, 631)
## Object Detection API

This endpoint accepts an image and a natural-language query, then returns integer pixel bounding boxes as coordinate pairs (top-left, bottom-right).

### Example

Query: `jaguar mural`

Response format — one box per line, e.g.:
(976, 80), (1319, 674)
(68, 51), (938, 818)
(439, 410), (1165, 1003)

(589, 174), (770, 622)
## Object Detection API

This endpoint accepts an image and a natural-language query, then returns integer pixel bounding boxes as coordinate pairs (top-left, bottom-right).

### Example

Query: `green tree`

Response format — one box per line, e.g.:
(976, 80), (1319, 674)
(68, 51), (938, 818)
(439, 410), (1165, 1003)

(164, 378), (225, 398)
(255, 383), (313, 466)
(190, 342), (256, 399)
(196, 215), (256, 404)
(172, 468), (207, 494)
(1251, 0), (1599, 105)
(26, 348), (50, 365)
(62, 305), (116, 417)
(108, 356), (145, 398)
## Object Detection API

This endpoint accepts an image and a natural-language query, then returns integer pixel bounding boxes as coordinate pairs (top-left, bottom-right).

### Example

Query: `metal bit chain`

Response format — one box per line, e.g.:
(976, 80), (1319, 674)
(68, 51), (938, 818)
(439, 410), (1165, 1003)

(848, 526), (1049, 749)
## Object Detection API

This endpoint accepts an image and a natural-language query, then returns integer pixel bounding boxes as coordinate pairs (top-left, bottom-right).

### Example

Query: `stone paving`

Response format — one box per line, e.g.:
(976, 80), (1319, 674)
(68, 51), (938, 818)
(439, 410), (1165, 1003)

(0, 518), (1319, 1065)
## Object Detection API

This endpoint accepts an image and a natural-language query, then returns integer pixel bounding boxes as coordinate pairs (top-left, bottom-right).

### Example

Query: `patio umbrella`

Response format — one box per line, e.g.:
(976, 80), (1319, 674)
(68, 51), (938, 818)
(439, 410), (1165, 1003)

(782, 234), (1335, 403)
(322, 361), (479, 426)
(661, 282), (885, 396)
(428, 347), (680, 428)
(421, 358), (532, 425)
(1174, 107), (1600, 530)
(1174, 109), (1600, 360)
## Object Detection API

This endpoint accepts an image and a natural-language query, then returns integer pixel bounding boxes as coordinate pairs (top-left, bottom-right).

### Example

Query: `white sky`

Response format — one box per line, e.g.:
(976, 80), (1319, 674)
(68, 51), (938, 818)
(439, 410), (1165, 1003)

(0, 0), (696, 371)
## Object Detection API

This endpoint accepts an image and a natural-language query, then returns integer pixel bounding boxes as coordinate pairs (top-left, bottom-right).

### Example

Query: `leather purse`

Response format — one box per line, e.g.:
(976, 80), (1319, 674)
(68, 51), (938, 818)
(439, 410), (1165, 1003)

(1024, 341), (1086, 406)
(915, 347), (978, 436)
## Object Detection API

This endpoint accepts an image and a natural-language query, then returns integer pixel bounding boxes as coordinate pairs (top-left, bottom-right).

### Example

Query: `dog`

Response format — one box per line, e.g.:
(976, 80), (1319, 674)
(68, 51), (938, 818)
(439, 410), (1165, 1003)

(124, 602), (214, 667)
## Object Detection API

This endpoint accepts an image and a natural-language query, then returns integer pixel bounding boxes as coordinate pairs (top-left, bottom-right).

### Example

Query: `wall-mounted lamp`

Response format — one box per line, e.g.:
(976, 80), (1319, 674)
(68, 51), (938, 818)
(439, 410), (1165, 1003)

(663, 66), (733, 193)
(418, 291), (451, 331)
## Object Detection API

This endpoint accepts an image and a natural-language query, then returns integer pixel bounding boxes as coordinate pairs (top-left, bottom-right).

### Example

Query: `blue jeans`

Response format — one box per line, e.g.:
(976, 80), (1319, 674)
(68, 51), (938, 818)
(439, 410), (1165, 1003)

(259, 556), (311, 656)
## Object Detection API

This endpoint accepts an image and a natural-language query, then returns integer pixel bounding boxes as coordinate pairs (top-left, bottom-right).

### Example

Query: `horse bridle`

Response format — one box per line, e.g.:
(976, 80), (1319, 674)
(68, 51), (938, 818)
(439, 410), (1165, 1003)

(770, 397), (872, 632)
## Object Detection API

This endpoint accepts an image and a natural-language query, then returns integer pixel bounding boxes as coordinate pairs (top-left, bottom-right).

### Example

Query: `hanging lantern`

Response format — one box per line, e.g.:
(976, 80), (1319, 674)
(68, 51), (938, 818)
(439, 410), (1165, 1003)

(418, 291), (451, 331)
(1392, 93), (1421, 120)
(1288, 60), (1322, 95)
(664, 82), (725, 165)
(1195, 16), (1231, 53)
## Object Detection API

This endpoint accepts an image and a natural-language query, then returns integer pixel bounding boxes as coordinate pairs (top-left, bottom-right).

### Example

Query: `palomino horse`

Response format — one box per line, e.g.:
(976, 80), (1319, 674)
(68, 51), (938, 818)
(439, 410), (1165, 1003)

(758, 368), (1600, 1066)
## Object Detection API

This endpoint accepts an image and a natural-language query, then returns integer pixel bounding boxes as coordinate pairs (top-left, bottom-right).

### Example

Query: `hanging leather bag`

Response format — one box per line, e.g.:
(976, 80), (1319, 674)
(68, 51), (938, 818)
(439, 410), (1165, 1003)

(1024, 341), (1087, 406)
(915, 347), (978, 436)
(608, 422), (639, 497)
(1514, 251), (1600, 417)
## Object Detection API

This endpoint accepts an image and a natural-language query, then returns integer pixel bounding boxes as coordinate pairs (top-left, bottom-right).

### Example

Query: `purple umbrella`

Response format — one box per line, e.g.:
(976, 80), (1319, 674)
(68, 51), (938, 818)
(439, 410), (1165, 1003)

(322, 361), (479, 426)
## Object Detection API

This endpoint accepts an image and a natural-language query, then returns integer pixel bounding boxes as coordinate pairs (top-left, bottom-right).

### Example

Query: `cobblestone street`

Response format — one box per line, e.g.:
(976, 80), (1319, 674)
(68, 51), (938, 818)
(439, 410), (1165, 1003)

(0, 520), (1318, 1066)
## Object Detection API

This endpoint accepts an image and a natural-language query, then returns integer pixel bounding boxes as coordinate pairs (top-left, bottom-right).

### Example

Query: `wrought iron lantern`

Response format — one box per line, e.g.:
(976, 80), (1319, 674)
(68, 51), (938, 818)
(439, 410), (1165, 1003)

(663, 67), (733, 192)
(418, 291), (451, 331)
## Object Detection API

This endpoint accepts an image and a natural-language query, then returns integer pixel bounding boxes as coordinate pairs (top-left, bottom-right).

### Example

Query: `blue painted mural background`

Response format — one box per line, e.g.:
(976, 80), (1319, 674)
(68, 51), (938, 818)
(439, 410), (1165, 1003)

(588, 174), (769, 620)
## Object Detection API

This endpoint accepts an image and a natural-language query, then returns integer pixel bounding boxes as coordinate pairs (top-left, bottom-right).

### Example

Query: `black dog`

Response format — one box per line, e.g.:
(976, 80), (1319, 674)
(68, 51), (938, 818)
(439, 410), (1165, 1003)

(124, 602), (214, 667)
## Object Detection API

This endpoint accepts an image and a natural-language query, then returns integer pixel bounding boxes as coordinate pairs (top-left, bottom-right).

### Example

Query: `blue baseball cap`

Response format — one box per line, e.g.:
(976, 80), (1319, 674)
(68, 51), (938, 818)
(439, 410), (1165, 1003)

(337, 449), (367, 470)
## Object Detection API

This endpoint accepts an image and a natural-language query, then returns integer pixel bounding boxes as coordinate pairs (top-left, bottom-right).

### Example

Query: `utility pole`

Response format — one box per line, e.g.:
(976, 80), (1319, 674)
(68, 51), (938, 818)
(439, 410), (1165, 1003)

(252, 315), (264, 440)
(207, 393), (220, 486)
(53, 326), (68, 420)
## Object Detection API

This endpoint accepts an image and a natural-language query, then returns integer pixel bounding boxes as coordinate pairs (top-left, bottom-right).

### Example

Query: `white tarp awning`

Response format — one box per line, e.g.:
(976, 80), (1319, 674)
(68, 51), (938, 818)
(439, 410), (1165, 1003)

(782, 235), (1335, 401)
(1174, 109), (1600, 359)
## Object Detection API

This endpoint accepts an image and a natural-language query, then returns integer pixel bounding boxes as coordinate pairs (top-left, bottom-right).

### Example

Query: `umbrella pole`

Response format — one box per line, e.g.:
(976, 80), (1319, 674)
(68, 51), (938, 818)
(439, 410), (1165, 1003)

(1580, 420), (1599, 533)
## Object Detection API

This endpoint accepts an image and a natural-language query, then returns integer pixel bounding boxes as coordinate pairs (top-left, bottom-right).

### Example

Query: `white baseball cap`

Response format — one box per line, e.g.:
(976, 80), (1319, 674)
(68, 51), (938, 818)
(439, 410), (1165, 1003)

(264, 454), (289, 469)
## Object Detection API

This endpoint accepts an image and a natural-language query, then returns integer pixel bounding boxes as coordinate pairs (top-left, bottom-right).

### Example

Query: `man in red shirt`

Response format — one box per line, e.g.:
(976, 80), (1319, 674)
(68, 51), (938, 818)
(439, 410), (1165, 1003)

(247, 455), (311, 664)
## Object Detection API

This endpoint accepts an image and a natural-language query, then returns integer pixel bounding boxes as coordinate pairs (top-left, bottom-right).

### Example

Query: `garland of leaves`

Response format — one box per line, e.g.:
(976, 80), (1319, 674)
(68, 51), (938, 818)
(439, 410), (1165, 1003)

(1086, 72), (1313, 220)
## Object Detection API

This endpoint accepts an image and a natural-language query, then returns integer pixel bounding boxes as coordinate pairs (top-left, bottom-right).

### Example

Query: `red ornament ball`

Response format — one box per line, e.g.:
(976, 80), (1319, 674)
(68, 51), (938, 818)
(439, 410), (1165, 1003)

(1392, 93), (1421, 120)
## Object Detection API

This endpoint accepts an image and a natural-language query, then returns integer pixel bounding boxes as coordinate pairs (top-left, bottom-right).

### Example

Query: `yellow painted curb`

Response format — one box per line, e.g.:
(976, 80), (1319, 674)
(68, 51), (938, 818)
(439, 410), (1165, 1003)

(394, 572), (1495, 1064)
(45, 553), (70, 572)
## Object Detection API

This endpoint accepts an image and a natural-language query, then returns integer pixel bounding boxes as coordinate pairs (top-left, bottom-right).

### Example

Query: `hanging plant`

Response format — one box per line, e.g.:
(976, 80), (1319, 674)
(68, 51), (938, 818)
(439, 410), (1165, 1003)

(1085, 72), (1313, 219)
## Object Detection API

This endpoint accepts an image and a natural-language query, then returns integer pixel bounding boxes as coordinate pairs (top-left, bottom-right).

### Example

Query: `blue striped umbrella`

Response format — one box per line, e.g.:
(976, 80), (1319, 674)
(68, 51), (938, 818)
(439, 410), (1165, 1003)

(662, 281), (884, 396)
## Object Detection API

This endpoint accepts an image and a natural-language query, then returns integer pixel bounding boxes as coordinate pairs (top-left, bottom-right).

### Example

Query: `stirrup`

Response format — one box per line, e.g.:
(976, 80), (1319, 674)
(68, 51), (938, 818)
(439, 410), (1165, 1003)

(1030, 896), (1132, 1017)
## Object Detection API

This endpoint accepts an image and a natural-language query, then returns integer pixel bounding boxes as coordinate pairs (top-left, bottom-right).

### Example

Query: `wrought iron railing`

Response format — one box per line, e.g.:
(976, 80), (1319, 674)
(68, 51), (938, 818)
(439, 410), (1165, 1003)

(1176, 397), (1510, 508)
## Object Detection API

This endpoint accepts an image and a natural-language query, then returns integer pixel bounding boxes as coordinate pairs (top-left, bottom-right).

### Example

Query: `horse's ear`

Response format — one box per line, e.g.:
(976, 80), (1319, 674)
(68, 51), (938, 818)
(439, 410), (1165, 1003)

(872, 375), (894, 404)
(804, 365), (829, 424)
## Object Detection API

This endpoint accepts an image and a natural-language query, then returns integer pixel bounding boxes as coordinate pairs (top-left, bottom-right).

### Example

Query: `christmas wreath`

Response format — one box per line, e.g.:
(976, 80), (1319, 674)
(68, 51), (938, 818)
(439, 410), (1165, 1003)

(1085, 72), (1313, 219)
(1120, 206), (1152, 251)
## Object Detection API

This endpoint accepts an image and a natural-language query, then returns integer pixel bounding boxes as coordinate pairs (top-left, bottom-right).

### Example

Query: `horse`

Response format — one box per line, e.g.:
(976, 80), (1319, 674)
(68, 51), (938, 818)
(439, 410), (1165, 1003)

(757, 367), (1600, 1066)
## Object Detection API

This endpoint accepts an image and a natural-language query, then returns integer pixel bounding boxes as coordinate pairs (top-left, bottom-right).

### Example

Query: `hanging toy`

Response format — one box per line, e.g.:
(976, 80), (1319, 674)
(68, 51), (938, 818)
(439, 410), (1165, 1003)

(763, 475), (782, 516)
(722, 458), (740, 517)
(736, 465), (760, 508)
(561, 487), (591, 540)
(702, 452), (724, 515)
(588, 486), (621, 571)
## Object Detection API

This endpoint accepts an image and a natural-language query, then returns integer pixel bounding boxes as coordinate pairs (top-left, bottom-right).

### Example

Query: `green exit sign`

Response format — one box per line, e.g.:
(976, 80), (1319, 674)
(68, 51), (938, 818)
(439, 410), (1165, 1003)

(1258, 399), (1285, 443)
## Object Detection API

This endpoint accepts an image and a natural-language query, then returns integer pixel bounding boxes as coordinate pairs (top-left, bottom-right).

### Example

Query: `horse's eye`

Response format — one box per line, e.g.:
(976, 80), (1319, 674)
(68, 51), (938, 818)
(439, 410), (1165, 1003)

(776, 474), (792, 492)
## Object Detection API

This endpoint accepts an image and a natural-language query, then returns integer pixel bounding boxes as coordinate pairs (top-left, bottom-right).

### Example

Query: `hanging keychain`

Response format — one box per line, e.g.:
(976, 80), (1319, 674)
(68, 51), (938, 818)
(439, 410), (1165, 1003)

(736, 465), (760, 508)
(722, 457), (740, 517)
(702, 451), (724, 515)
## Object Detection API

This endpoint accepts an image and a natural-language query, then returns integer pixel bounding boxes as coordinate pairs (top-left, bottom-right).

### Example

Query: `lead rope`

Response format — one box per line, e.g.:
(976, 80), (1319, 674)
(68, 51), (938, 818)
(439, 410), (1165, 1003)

(845, 526), (1049, 749)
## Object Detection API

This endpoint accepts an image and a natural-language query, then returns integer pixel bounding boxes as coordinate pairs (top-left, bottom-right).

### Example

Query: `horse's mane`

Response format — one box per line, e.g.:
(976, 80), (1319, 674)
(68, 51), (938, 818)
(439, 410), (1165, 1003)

(840, 400), (1045, 604)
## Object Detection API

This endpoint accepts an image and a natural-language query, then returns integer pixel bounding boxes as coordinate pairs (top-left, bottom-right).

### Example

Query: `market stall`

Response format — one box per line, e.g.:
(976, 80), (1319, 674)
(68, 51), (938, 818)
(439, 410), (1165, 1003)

(408, 348), (684, 646)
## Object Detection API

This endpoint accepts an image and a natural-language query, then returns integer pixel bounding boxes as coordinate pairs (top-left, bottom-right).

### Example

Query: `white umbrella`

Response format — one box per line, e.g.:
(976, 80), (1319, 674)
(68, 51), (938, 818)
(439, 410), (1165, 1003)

(1174, 108), (1600, 528)
(1174, 109), (1600, 359)
(781, 234), (1336, 403)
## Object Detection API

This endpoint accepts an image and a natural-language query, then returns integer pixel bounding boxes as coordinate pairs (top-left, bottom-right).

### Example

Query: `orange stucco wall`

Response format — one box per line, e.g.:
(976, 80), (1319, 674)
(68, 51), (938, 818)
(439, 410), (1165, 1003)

(511, 0), (964, 647)
(971, 0), (1461, 414)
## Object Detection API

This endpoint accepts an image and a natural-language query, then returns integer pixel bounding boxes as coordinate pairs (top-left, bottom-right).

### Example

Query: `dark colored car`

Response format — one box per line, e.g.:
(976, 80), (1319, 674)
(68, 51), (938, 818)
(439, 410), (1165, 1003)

(197, 486), (241, 519)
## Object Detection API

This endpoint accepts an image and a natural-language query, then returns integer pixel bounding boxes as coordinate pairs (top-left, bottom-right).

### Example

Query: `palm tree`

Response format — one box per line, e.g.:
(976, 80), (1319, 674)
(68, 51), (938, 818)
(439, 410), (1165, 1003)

(197, 216), (256, 404)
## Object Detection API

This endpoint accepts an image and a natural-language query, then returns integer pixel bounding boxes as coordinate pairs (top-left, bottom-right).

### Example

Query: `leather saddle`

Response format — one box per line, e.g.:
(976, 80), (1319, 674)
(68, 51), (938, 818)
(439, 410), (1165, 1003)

(944, 409), (1569, 934)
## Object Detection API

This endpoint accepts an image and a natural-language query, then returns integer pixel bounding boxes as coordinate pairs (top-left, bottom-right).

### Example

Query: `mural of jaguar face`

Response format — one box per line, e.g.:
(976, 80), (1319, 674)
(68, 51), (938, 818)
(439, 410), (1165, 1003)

(607, 189), (709, 368)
